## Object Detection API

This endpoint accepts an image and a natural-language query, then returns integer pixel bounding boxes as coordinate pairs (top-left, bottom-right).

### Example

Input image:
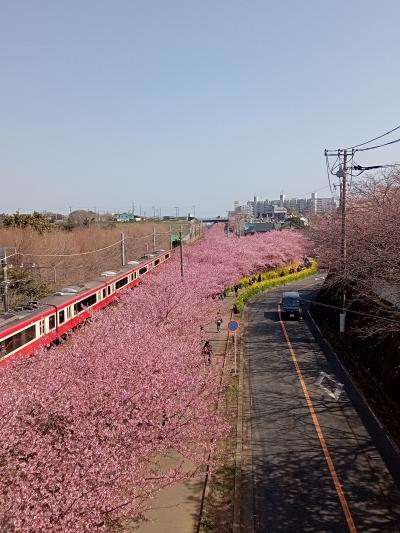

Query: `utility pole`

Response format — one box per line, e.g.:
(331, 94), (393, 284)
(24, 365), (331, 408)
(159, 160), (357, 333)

(175, 206), (179, 218)
(325, 146), (348, 334)
(120, 232), (125, 266)
(0, 248), (9, 313)
(339, 181), (343, 210)
(152, 225), (156, 251)
(179, 225), (184, 278)
(340, 149), (347, 334)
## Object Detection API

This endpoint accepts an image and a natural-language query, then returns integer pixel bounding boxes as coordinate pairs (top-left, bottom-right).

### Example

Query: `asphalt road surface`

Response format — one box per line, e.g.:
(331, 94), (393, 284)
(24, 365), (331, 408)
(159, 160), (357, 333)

(245, 276), (400, 532)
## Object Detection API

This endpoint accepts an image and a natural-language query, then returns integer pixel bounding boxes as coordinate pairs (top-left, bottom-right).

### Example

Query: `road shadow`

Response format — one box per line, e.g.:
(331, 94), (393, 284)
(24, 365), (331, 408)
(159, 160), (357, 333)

(263, 310), (279, 321)
(243, 282), (400, 532)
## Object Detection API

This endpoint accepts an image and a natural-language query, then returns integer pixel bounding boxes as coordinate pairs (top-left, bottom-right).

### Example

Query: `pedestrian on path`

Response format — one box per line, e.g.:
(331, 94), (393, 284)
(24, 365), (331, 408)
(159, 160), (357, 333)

(234, 284), (239, 297)
(216, 317), (223, 333)
(202, 340), (213, 365)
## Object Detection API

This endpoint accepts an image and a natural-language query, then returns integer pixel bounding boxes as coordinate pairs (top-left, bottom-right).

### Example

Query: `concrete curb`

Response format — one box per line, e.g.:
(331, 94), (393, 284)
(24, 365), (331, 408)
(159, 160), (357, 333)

(232, 305), (255, 533)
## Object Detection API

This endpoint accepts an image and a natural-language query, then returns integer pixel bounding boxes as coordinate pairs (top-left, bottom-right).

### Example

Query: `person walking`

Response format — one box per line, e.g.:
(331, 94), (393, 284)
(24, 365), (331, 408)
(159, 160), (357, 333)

(234, 284), (239, 297)
(216, 317), (223, 333)
(202, 340), (213, 365)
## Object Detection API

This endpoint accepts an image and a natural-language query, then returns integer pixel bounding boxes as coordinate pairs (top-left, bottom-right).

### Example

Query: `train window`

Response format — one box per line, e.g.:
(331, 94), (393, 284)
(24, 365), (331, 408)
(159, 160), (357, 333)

(165, 253), (170, 258)
(74, 293), (97, 314)
(1, 325), (36, 356)
(139, 266), (147, 275)
(154, 259), (160, 266)
(133, 271), (137, 279)
(59, 310), (65, 324)
(49, 315), (56, 330)
(115, 276), (128, 289)
(102, 288), (106, 299)
(107, 285), (112, 295)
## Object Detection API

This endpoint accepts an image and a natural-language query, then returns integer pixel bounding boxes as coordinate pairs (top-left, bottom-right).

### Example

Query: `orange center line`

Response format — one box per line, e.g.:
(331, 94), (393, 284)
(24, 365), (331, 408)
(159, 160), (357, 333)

(278, 305), (357, 533)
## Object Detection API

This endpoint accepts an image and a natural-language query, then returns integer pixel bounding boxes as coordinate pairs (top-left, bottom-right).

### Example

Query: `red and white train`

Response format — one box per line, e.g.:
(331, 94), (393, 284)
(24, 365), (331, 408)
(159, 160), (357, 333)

(0, 249), (171, 368)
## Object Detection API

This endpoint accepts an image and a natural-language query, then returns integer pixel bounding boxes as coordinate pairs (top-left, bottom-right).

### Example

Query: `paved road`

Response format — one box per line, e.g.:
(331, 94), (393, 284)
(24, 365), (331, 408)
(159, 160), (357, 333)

(245, 276), (400, 532)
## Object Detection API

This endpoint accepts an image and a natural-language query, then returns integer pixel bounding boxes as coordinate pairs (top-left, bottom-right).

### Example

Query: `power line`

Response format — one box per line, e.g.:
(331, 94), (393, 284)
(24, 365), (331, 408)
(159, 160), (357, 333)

(326, 123), (400, 152)
(16, 240), (123, 258)
(346, 124), (400, 150)
(326, 137), (400, 155)
(5, 232), (169, 260)
(302, 297), (399, 324)
(355, 136), (400, 152)
(351, 163), (400, 171)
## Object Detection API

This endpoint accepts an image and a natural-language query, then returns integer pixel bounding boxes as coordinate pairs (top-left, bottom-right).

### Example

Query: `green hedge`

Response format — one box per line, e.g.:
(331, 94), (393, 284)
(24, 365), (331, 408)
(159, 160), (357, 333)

(235, 260), (318, 312)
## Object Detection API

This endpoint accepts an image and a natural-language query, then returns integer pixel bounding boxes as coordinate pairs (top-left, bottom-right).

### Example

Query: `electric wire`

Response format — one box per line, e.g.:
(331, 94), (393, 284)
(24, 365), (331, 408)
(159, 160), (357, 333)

(13, 232), (162, 258)
(301, 297), (400, 324)
(346, 124), (400, 150)
(325, 124), (400, 153)
(325, 157), (333, 193)
(355, 136), (400, 152)
(16, 239), (123, 258)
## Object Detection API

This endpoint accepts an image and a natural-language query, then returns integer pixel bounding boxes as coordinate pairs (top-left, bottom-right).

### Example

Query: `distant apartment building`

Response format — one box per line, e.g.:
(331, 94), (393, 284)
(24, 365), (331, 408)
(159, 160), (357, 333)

(231, 192), (336, 220)
(309, 193), (337, 214)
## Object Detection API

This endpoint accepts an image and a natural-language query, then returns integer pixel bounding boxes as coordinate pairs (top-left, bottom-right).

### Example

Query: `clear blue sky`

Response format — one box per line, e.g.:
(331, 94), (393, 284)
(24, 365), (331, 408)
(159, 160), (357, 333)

(1, 0), (399, 216)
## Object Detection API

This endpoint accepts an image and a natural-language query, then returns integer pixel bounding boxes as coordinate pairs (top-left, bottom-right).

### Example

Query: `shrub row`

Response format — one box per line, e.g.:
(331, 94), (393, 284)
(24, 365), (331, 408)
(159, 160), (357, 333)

(235, 260), (318, 312)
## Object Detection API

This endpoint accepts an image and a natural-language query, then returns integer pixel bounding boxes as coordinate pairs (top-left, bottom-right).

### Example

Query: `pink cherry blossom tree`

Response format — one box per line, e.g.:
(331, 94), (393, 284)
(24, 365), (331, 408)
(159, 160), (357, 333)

(310, 170), (400, 337)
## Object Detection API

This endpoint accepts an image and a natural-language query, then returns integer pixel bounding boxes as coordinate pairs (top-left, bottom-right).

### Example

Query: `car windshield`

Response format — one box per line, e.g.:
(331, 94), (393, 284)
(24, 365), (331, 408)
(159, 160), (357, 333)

(283, 297), (299, 306)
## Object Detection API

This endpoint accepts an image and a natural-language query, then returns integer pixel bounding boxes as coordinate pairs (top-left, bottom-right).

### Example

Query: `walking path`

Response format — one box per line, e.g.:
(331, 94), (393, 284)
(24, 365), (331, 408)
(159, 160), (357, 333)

(135, 293), (237, 533)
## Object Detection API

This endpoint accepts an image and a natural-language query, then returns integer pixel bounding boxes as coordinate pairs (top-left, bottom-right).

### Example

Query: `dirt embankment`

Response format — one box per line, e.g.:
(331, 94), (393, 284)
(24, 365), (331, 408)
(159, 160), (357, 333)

(0, 222), (175, 309)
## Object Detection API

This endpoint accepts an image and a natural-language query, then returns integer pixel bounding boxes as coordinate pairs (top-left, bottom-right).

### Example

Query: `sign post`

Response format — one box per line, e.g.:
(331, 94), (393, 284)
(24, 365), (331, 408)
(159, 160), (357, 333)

(228, 320), (239, 375)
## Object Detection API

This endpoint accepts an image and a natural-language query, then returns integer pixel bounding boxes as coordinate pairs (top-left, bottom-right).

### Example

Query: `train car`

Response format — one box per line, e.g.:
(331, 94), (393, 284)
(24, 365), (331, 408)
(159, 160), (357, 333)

(0, 249), (171, 368)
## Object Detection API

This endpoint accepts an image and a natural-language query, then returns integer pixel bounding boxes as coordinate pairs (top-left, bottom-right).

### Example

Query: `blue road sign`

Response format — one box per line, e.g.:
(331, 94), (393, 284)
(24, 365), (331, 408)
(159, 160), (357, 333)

(228, 320), (239, 332)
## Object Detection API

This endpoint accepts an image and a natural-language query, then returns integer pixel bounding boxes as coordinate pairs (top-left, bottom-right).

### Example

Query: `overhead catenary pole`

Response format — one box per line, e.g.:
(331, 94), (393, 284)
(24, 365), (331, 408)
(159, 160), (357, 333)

(179, 225), (184, 278)
(1, 248), (9, 313)
(120, 232), (125, 266)
(152, 225), (156, 251)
